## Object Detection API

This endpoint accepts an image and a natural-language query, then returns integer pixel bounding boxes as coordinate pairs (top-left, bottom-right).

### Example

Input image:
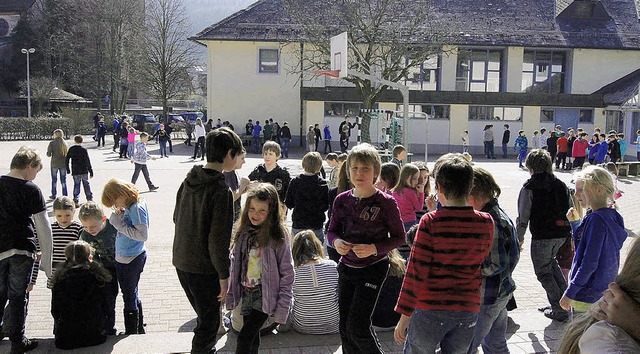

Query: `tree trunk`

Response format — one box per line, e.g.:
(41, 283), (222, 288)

(360, 96), (374, 143)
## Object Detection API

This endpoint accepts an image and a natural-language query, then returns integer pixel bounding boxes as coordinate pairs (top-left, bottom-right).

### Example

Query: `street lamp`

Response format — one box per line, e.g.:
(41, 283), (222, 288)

(21, 48), (35, 118)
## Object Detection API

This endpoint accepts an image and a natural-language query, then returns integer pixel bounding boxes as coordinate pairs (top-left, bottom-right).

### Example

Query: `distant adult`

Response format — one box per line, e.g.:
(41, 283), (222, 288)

(192, 118), (206, 161)
(483, 124), (496, 159)
(338, 116), (356, 152)
(501, 124), (510, 158)
(184, 121), (194, 146)
(165, 120), (174, 153)
(112, 116), (122, 152)
(324, 125), (333, 154)
(314, 124), (322, 152)
(280, 122), (292, 158)
(273, 121), (281, 144)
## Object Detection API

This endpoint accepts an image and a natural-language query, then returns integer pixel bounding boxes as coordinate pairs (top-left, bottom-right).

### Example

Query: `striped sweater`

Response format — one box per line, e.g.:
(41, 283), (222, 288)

(395, 206), (494, 316)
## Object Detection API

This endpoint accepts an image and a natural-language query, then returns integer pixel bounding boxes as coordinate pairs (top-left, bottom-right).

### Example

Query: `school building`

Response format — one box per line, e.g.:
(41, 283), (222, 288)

(192, 0), (640, 156)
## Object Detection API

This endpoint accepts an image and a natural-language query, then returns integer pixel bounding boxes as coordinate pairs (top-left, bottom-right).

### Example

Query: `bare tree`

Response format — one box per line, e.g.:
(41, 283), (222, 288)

(20, 76), (54, 115)
(284, 0), (453, 142)
(143, 0), (196, 123)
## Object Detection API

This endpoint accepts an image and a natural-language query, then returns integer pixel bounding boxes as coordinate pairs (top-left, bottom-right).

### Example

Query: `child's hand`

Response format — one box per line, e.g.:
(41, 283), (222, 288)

(560, 294), (572, 311)
(334, 239), (353, 255)
(27, 284), (34, 292)
(351, 244), (377, 258)
(394, 314), (409, 344)
(566, 207), (580, 222)
(151, 157), (157, 161)
(114, 207), (125, 216)
(426, 194), (437, 212)
(218, 278), (228, 302)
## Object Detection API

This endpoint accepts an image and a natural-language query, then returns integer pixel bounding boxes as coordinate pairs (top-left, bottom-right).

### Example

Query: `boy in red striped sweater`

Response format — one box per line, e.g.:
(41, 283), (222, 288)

(394, 153), (494, 353)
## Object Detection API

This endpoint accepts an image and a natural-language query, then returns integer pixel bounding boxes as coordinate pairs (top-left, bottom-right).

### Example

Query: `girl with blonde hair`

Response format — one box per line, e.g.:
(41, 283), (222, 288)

(47, 129), (68, 199)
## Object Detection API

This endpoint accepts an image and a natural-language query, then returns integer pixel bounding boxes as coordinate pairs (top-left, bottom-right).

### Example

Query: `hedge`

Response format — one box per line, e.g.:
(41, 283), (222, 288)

(0, 116), (94, 140)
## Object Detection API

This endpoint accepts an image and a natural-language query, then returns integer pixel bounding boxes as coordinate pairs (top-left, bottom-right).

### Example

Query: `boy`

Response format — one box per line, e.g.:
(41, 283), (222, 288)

(394, 153), (494, 353)
(327, 143), (405, 353)
(285, 152), (329, 243)
(556, 132), (568, 169)
(223, 148), (250, 222)
(325, 153), (339, 188)
(248, 141), (291, 204)
(65, 135), (93, 208)
(617, 133), (627, 162)
(0, 147), (53, 353)
(173, 127), (243, 354)
(595, 133), (608, 164)
(391, 144), (407, 168)
(78, 201), (118, 335)
(502, 124), (510, 158)
(47, 197), (83, 288)
(130, 132), (159, 192)
(514, 130), (528, 168)
(607, 133), (621, 163)
(516, 149), (572, 321)
(252, 120), (262, 153)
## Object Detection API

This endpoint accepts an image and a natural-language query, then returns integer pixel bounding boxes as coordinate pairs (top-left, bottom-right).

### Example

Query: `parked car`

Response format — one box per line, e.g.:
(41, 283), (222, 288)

(156, 113), (185, 124)
(132, 113), (156, 124)
(180, 111), (206, 123)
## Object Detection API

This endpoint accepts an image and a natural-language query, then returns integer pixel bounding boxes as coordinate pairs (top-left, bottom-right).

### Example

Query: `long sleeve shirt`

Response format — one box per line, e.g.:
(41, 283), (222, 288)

(395, 206), (494, 315)
(131, 141), (151, 165)
(327, 189), (405, 268)
(391, 188), (425, 223)
(65, 145), (93, 177)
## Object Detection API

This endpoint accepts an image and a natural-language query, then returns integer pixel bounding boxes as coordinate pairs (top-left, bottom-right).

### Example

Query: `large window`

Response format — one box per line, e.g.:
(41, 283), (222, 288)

(396, 104), (450, 119)
(258, 49), (279, 73)
(469, 106), (522, 121)
(605, 110), (624, 132)
(405, 57), (439, 91)
(324, 102), (377, 116)
(579, 109), (593, 123)
(522, 50), (565, 93)
(456, 49), (502, 92)
(541, 108), (554, 122)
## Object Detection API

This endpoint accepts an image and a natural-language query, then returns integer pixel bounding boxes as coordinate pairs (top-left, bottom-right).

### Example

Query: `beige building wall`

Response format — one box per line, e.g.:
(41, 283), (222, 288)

(440, 46), (458, 91)
(571, 49), (640, 94)
(206, 41), (301, 132)
(449, 104), (469, 144)
(305, 101), (325, 130)
(522, 106), (541, 135)
(506, 47), (525, 93)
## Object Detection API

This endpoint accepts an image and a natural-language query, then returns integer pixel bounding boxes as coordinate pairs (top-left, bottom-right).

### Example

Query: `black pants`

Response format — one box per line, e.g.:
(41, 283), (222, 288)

(193, 137), (205, 159)
(573, 156), (585, 169)
(97, 133), (106, 147)
(113, 134), (119, 151)
(131, 163), (155, 189)
(103, 267), (118, 333)
(556, 152), (567, 169)
(549, 150), (557, 164)
(337, 260), (389, 354)
(324, 140), (333, 153)
(340, 136), (349, 153)
(176, 269), (221, 354)
(237, 309), (268, 354)
(119, 144), (128, 158)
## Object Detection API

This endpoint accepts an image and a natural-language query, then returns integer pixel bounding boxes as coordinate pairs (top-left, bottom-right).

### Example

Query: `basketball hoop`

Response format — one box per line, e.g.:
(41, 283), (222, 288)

(313, 69), (341, 78)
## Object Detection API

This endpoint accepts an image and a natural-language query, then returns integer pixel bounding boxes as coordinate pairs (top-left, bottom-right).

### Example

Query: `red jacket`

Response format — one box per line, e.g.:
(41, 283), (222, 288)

(557, 137), (568, 153)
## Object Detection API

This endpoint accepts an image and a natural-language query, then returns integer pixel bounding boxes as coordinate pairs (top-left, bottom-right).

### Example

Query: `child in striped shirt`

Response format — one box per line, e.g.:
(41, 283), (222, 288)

(47, 196), (83, 288)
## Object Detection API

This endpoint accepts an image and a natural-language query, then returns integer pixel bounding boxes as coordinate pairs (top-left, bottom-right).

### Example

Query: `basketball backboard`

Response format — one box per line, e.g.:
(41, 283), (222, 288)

(330, 32), (348, 78)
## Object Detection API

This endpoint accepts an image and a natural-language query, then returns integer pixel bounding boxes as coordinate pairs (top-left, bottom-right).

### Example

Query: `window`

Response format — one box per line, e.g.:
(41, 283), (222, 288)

(259, 49), (279, 73)
(404, 56), (439, 91)
(324, 102), (378, 116)
(469, 106), (522, 121)
(456, 49), (502, 92)
(396, 104), (450, 119)
(579, 109), (593, 123)
(541, 108), (554, 122)
(522, 50), (566, 93)
(605, 110), (623, 132)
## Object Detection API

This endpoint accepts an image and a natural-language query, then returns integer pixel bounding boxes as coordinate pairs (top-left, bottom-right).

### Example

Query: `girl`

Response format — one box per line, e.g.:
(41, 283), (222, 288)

(118, 121), (129, 159)
(127, 126), (137, 159)
(290, 230), (338, 334)
(560, 166), (627, 313)
(514, 130), (528, 168)
(192, 118), (206, 160)
(413, 161), (433, 221)
(47, 129), (68, 199)
(559, 239), (640, 354)
(226, 183), (294, 354)
(392, 163), (426, 232)
(375, 162), (400, 194)
(587, 134), (599, 165)
(51, 240), (111, 349)
(306, 125), (315, 152)
(101, 178), (149, 334)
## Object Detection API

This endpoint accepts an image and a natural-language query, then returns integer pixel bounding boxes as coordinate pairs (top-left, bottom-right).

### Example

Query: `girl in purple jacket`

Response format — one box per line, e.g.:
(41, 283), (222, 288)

(226, 183), (294, 354)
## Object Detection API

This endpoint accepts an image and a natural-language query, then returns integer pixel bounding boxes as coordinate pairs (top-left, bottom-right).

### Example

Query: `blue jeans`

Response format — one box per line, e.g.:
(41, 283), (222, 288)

(73, 174), (93, 202)
(0, 255), (34, 343)
(131, 163), (155, 189)
(159, 140), (167, 157)
(252, 137), (261, 153)
(531, 238), (567, 312)
(115, 251), (146, 311)
(50, 167), (68, 197)
(281, 138), (290, 158)
(468, 293), (511, 354)
(502, 143), (508, 158)
(404, 309), (478, 354)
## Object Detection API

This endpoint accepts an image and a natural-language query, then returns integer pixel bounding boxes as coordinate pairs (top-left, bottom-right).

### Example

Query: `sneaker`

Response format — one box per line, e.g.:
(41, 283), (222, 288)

(48, 195), (56, 200)
(543, 309), (568, 321)
(537, 305), (552, 312)
(10, 338), (38, 354)
(149, 186), (159, 191)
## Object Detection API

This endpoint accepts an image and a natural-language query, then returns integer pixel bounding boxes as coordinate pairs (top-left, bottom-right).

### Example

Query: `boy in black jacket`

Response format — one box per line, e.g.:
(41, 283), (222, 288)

(248, 141), (291, 204)
(285, 152), (329, 244)
(65, 135), (94, 207)
(172, 127), (243, 354)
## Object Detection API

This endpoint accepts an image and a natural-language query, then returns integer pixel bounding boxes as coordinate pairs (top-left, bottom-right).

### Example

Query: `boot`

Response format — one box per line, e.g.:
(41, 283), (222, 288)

(566, 162), (572, 170)
(137, 301), (146, 334)
(124, 310), (139, 335)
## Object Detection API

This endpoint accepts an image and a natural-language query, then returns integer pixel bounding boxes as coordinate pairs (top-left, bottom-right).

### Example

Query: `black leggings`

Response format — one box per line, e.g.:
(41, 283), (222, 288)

(193, 137), (205, 159)
(236, 309), (268, 354)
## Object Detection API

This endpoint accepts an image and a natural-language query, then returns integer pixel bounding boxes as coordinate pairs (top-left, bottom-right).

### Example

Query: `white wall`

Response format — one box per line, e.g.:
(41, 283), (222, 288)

(571, 49), (640, 94)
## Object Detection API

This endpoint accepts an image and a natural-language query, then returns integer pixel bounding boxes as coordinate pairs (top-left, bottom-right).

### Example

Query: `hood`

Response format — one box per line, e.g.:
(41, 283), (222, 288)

(183, 165), (225, 192)
(597, 208), (627, 248)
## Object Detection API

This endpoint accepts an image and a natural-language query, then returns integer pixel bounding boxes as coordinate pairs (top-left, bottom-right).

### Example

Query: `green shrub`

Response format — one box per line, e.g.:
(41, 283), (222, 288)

(0, 117), (74, 140)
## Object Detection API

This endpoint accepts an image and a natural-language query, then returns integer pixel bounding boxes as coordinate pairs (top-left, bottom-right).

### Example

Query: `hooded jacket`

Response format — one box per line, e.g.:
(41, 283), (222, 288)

(172, 166), (234, 278)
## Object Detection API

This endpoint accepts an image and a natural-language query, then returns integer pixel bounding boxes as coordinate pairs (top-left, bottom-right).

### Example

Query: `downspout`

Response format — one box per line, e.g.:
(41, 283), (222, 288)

(299, 42), (305, 146)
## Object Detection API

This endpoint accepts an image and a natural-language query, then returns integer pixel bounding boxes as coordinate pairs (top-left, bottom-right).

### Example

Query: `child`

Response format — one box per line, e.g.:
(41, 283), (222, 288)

(174, 127), (244, 353)
(556, 132), (568, 169)
(391, 163), (426, 232)
(130, 132), (159, 192)
(572, 132), (589, 169)
(413, 161), (432, 221)
(636, 130), (640, 161)
(461, 130), (469, 153)
(226, 183), (294, 353)
(101, 178), (149, 335)
(47, 129), (68, 199)
(314, 123), (322, 152)
(224, 147), (250, 222)
(97, 117), (108, 147)
(78, 201), (119, 335)
(559, 239), (640, 354)
(514, 130), (528, 168)
(375, 162), (400, 194)
(65, 135), (94, 208)
(285, 152), (329, 244)
(51, 240), (111, 349)
(47, 196), (83, 288)
(607, 133), (621, 163)
(617, 133), (627, 162)
(248, 141), (291, 204)
(502, 124), (510, 158)
(467, 167), (520, 354)
(394, 153), (494, 353)
(118, 121), (129, 159)
(391, 144), (407, 167)
(151, 124), (170, 158)
(327, 143), (405, 353)
(306, 125), (315, 152)
(0, 147), (53, 353)
(251, 120), (262, 153)
(587, 134), (599, 165)
(192, 118), (206, 160)
(325, 153), (339, 188)
(595, 134), (608, 164)
(380, 128), (388, 150)
(323, 125), (333, 153)
(532, 130), (540, 149)
(127, 126), (137, 159)
(326, 161), (353, 264)
(340, 124), (350, 153)
(289, 230), (338, 334)
(561, 166), (627, 313)
(566, 129), (576, 170)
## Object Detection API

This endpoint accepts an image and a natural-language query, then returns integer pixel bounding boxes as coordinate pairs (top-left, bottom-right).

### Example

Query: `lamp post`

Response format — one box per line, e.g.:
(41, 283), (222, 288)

(21, 48), (35, 118)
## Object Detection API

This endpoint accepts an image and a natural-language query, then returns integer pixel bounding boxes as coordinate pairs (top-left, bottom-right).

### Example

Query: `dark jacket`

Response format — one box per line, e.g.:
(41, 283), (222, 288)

(173, 166), (234, 278)
(152, 128), (171, 142)
(285, 174), (329, 229)
(65, 145), (93, 177)
(280, 125), (292, 139)
(51, 264), (110, 350)
(547, 135), (559, 153)
(502, 130), (510, 144)
(516, 172), (571, 240)
(248, 164), (291, 202)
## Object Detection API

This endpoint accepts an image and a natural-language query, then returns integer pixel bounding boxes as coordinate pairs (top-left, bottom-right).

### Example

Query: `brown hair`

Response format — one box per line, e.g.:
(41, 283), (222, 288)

(78, 201), (104, 221)
(10, 146), (42, 170)
(302, 152), (323, 174)
(101, 178), (139, 208)
(53, 196), (75, 211)
(291, 230), (325, 267)
(234, 183), (287, 248)
(392, 163), (420, 193)
(469, 167), (501, 201)
(433, 153), (473, 200)
(346, 143), (381, 184)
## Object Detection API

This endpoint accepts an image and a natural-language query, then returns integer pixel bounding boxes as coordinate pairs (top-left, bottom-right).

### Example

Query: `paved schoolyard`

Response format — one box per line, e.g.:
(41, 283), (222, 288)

(0, 137), (637, 353)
